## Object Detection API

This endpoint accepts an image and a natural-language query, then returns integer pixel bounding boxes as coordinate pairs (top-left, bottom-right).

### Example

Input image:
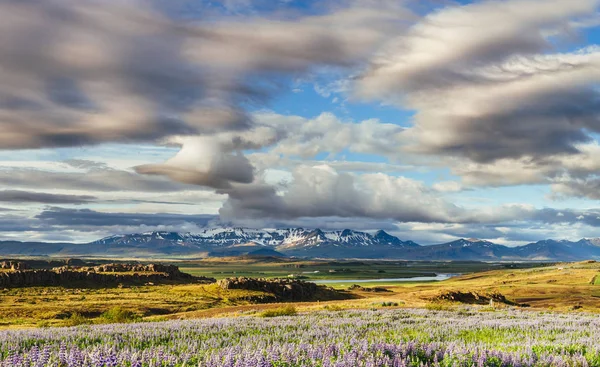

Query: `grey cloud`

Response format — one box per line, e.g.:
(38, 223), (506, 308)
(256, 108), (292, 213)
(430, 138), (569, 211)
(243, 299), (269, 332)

(0, 190), (96, 204)
(135, 136), (255, 189)
(356, 0), (600, 167)
(63, 159), (109, 170)
(222, 216), (401, 233)
(36, 207), (217, 228)
(551, 177), (600, 199)
(219, 165), (463, 223)
(419, 87), (600, 163)
(0, 0), (408, 150)
(0, 167), (201, 193)
(134, 112), (407, 190)
(530, 208), (600, 227)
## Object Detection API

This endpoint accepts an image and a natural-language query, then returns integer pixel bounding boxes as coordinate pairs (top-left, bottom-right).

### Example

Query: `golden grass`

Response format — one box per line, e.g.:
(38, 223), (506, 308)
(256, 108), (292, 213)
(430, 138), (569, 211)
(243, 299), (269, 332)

(1, 261), (599, 328)
(0, 283), (269, 328)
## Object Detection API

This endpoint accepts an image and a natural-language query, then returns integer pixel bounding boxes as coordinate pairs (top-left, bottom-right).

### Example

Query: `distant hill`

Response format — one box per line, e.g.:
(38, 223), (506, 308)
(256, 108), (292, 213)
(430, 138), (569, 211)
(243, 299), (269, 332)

(1, 228), (600, 260)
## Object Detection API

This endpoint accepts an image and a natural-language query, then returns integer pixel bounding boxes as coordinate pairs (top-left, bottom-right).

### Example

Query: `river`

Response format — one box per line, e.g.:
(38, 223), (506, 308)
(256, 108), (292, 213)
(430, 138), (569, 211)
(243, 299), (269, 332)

(310, 273), (459, 284)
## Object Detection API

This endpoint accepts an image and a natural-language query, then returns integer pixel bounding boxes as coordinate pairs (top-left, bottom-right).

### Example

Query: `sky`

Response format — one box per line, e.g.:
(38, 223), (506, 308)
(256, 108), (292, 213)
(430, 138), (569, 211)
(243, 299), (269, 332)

(2, 0), (600, 245)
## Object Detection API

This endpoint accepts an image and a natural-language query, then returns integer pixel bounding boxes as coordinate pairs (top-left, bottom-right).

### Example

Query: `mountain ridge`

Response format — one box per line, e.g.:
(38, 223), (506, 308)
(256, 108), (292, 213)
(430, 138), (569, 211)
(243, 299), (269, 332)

(2, 228), (600, 260)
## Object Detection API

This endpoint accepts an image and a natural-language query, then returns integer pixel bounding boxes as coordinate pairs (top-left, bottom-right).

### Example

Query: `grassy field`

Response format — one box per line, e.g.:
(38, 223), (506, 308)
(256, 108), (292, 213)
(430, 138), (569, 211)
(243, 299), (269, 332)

(0, 283), (269, 328)
(177, 258), (541, 281)
(0, 260), (598, 328)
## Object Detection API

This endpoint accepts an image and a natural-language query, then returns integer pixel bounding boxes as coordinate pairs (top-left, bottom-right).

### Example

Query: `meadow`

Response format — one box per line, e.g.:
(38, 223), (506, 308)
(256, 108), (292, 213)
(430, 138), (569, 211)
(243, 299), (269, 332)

(177, 258), (540, 282)
(1, 308), (599, 366)
(0, 260), (598, 328)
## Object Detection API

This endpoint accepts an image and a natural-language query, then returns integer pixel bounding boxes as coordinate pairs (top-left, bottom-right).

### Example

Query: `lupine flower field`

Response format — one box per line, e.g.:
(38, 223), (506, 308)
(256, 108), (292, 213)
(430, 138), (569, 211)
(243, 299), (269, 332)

(1, 308), (599, 367)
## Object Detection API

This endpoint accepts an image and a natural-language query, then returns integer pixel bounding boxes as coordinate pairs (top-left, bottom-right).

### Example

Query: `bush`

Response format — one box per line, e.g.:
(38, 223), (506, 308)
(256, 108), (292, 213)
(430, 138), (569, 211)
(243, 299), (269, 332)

(37, 320), (51, 328)
(323, 304), (344, 311)
(425, 302), (454, 311)
(101, 307), (140, 323)
(64, 312), (89, 327)
(260, 305), (297, 318)
(370, 301), (399, 308)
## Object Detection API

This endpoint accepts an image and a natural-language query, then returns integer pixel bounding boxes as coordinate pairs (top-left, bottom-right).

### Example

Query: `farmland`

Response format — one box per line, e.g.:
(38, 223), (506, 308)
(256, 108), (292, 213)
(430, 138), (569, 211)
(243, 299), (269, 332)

(1, 308), (600, 366)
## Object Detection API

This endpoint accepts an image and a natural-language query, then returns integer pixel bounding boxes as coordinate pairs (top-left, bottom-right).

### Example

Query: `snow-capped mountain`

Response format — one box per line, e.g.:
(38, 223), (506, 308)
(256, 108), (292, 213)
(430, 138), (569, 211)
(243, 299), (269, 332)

(2, 229), (600, 260)
(91, 228), (418, 255)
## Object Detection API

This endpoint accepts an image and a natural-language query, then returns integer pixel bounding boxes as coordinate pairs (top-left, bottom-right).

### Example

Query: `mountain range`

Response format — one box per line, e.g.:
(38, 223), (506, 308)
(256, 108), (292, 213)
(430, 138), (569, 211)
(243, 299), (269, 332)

(1, 228), (600, 261)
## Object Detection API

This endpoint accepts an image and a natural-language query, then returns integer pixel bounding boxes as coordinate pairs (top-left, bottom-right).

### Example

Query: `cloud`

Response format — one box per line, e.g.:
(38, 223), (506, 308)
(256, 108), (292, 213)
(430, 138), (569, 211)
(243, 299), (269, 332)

(0, 190), (96, 204)
(432, 181), (463, 193)
(134, 111), (407, 190)
(219, 164), (463, 222)
(254, 112), (406, 158)
(551, 177), (600, 199)
(449, 142), (600, 200)
(36, 207), (217, 228)
(135, 136), (255, 189)
(0, 0), (408, 150)
(356, 0), (600, 165)
(0, 166), (196, 193)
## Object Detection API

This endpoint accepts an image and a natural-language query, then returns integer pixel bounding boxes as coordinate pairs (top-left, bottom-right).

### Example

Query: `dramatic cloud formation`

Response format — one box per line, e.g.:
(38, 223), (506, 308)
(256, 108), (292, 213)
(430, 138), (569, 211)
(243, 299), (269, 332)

(2, 0), (600, 245)
(219, 165), (463, 222)
(358, 0), (600, 159)
(0, 0), (407, 149)
(135, 136), (255, 189)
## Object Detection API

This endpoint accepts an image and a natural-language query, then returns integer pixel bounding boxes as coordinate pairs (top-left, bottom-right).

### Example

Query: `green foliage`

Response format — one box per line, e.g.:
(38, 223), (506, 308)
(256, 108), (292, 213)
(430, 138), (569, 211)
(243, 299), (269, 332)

(260, 305), (297, 318)
(36, 320), (51, 328)
(371, 301), (399, 307)
(323, 304), (345, 311)
(101, 307), (140, 323)
(64, 312), (89, 327)
(425, 302), (454, 311)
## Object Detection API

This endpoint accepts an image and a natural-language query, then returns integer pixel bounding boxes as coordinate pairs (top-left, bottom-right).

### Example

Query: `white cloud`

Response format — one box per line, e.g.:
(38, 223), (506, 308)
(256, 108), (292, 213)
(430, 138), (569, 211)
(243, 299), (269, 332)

(432, 181), (463, 193)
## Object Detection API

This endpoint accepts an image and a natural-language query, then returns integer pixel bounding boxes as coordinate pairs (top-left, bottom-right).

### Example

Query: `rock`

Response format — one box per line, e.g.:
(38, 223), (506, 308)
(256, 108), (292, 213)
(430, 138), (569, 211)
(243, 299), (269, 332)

(0, 261), (29, 271)
(348, 284), (391, 292)
(432, 291), (526, 306)
(217, 277), (325, 301)
(0, 263), (215, 288)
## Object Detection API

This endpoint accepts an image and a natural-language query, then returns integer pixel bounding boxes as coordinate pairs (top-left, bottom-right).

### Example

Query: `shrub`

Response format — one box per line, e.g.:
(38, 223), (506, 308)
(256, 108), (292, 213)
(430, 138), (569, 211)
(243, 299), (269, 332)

(370, 301), (399, 308)
(36, 320), (51, 328)
(64, 312), (88, 327)
(260, 305), (297, 318)
(425, 302), (454, 311)
(101, 307), (140, 323)
(323, 304), (345, 311)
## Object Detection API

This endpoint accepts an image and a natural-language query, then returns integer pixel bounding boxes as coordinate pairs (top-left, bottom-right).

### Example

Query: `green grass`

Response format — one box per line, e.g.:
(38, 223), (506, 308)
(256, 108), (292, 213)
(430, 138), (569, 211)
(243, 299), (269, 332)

(260, 305), (297, 317)
(100, 307), (140, 323)
(594, 275), (600, 285)
(179, 260), (538, 282)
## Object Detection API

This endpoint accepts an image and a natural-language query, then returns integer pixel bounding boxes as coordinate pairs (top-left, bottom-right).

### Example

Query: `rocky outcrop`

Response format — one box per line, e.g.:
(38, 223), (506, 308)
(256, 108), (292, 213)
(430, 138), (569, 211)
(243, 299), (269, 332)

(217, 277), (351, 302)
(60, 263), (187, 276)
(0, 264), (215, 288)
(0, 261), (29, 271)
(348, 284), (391, 293)
(433, 291), (527, 306)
